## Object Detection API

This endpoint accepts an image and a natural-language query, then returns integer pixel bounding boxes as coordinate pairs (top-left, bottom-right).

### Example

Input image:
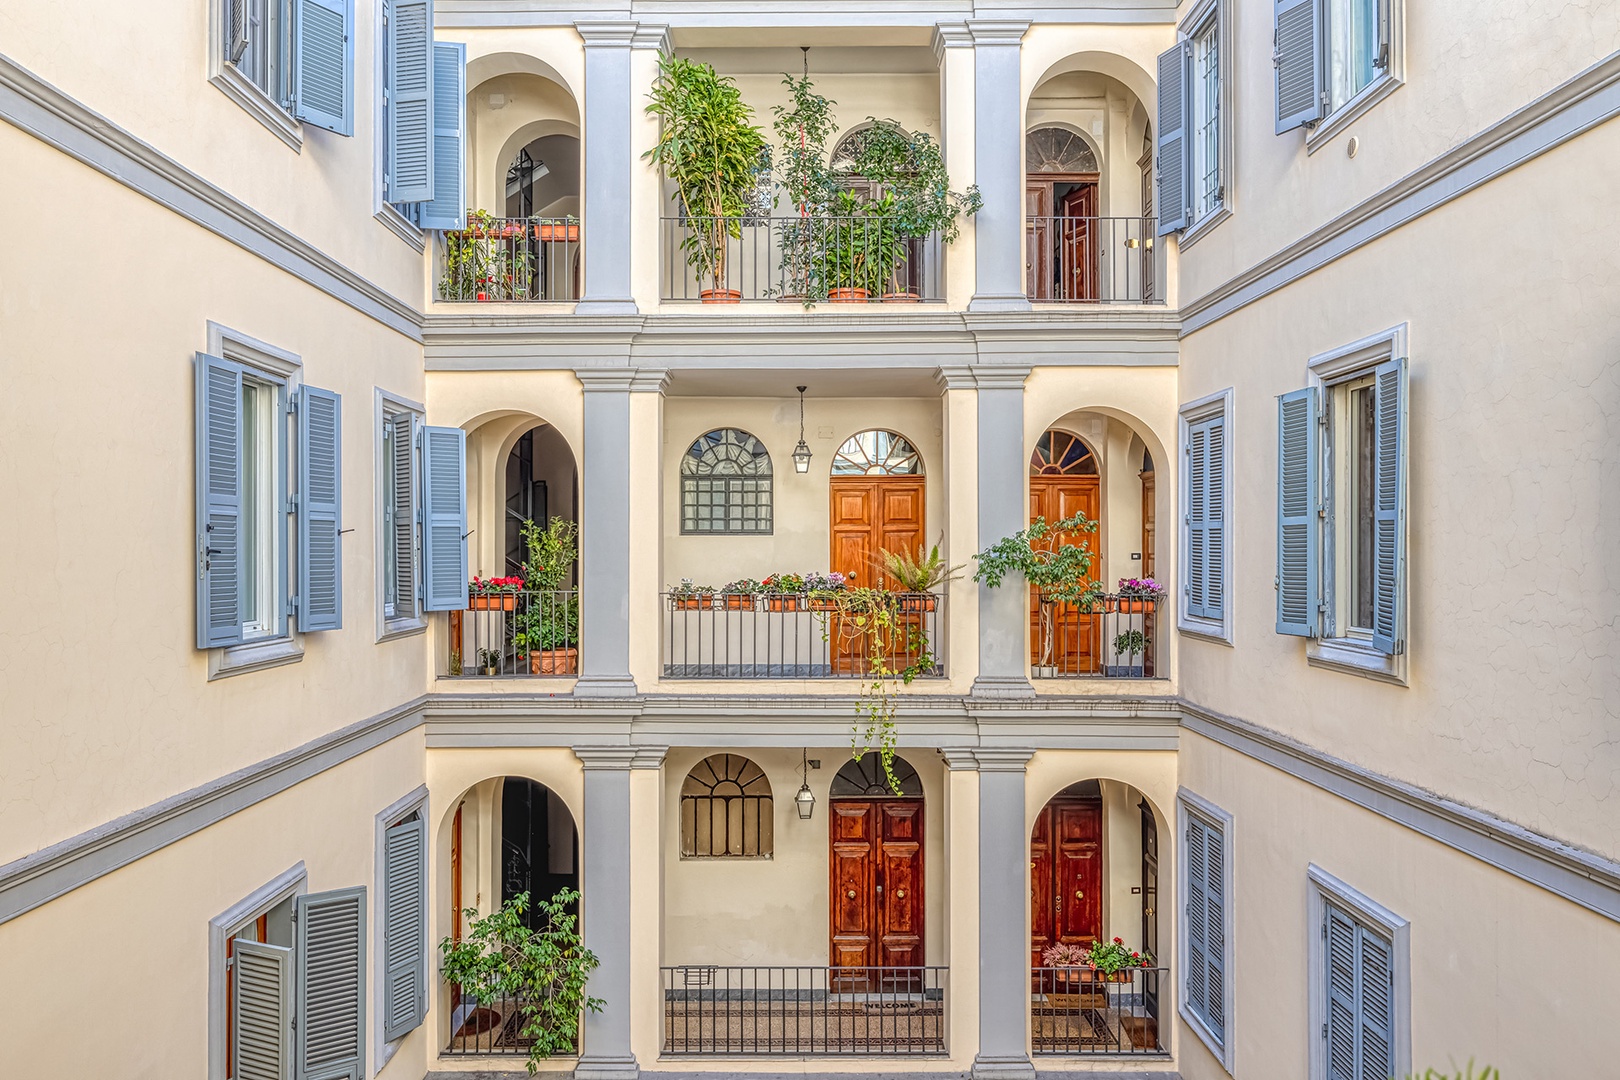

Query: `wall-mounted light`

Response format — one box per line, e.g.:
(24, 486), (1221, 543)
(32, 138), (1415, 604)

(792, 386), (813, 474)
(795, 747), (816, 819)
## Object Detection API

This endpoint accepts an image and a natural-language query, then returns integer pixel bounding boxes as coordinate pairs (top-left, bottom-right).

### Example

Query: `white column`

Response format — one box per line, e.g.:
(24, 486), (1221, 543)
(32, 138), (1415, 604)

(970, 365), (1034, 698)
(934, 24), (976, 309)
(575, 370), (638, 696)
(574, 747), (640, 1080)
(966, 20), (1032, 313)
(971, 748), (1036, 1080)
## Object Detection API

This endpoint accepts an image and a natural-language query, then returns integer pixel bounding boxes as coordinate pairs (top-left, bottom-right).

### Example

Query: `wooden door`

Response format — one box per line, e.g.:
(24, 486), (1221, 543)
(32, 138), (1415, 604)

(1058, 185), (1098, 302)
(1025, 183), (1053, 299)
(1030, 797), (1103, 965)
(1140, 468), (1157, 677)
(1140, 799), (1160, 1014)
(831, 799), (925, 981)
(1029, 477), (1101, 673)
(830, 478), (925, 588)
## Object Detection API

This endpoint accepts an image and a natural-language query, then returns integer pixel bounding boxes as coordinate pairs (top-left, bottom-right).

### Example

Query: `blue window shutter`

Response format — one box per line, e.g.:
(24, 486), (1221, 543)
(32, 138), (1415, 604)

(1204, 415), (1226, 620)
(1155, 41), (1190, 235)
(419, 424), (468, 611)
(297, 385), (343, 632)
(1370, 357), (1407, 655)
(1185, 420), (1209, 619)
(417, 42), (466, 230)
(1201, 822), (1226, 1038)
(386, 0), (434, 203)
(293, 0), (354, 135)
(1325, 905), (1358, 1080)
(295, 887), (366, 1080)
(197, 353), (246, 649)
(1275, 0), (1323, 133)
(1276, 387), (1319, 636)
(234, 938), (293, 1080)
(1356, 927), (1395, 1080)
(382, 816), (428, 1040)
(1183, 818), (1211, 1030)
(390, 413), (419, 621)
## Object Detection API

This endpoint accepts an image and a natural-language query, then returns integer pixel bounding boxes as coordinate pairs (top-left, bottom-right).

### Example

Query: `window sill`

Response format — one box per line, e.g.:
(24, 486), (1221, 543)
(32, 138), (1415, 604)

(209, 635), (305, 680)
(1306, 72), (1403, 155)
(376, 205), (426, 252)
(1307, 635), (1407, 685)
(1178, 615), (1232, 646)
(379, 616), (428, 643)
(210, 66), (303, 151)
(1178, 1003), (1233, 1075)
(1178, 204), (1232, 251)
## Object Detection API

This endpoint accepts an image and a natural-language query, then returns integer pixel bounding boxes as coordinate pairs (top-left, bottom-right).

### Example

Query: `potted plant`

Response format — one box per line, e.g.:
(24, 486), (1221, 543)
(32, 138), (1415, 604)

(974, 513), (1102, 672)
(762, 572), (807, 611)
(477, 647), (501, 676)
(1113, 628), (1148, 675)
(1043, 938), (1153, 984)
(519, 517), (580, 675)
(848, 118), (982, 276)
(721, 577), (764, 610)
(644, 56), (769, 303)
(877, 538), (963, 612)
(469, 575), (525, 611)
(805, 571), (848, 610)
(669, 578), (716, 610)
(533, 215), (579, 242)
(1111, 577), (1164, 613)
(771, 72), (837, 302)
(817, 190), (908, 302)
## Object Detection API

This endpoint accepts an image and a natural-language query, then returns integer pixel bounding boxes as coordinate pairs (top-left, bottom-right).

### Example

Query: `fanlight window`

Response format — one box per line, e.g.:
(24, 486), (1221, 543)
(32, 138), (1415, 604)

(1031, 430), (1098, 475)
(1026, 127), (1099, 174)
(830, 123), (907, 178)
(830, 754), (924, 798)
(681, 428), (772, 534)
(832, 430), (923, 476)
(680, 754), (774, 857)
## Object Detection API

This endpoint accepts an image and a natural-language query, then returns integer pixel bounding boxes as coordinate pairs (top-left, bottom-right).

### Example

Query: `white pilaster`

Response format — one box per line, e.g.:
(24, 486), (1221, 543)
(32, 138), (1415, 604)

(966, 21), (1032, 313)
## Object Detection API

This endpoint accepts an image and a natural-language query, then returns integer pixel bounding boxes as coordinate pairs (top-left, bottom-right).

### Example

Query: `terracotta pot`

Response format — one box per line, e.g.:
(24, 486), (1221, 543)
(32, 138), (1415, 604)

(766, 595), (803, 612)
(498, 225), (522, 239)
(532, 647), (579, 675)
(1110, 597), (1157, 614)
(468, 594), (517, 611)
(722, 594), (756, 610)
(808, 595), (840, 611)
(700, 288), (743, 303)
(880, 291), (922, 303)
(673, 595), (712, 610)
(827, 287), (869, 303)
(534, 223), (580, 241)
(897, 593), (938, 613)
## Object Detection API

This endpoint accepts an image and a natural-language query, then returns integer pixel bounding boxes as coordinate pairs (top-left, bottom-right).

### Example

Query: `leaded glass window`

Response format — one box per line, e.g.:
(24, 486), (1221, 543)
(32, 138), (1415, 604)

(681, 754), (774, 857)
(681, 428), (773, 534)
(831, 430), (924, 476)
(1030, 430), (1098, 475)
(1026, 127), (1099, 175)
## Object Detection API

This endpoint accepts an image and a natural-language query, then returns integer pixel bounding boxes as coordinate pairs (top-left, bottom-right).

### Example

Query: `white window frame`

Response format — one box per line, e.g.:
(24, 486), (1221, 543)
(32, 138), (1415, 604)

(1178, 0), (1233, 248)
(1177, 788), (1236, 1075)
(1305, 324), (1409, 684)
(375, 388), (427, 640)
(1306, 0), (1405, 153)
(374, 785), (430, 1071)
(208, 0), (303, 150)
(206, 322), (306, 680)
(1178, 388), (1234, 644)
(373, 0), (428, 248)
(207, 862), (308, 1080)
(1306, 865), (1412, 1080)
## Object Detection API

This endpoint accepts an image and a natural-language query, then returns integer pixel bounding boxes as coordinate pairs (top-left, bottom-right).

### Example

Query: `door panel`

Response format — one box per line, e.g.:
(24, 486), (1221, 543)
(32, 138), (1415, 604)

(830, 802), (876, 969)
(877, 802), (924, 969)
(1054, 800), (1103, 943)
(1058, 185), (1098, 302)
(1026, 182), (1053, 299)
(1030, 806), (1054, 967)
(831, 799), (925, 973)
(1029, 477), (1101, 673)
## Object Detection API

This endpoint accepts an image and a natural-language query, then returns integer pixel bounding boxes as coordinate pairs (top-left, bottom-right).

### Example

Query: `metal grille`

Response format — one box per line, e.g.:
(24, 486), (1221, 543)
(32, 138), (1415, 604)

(1031, 966), (1166, 1055)
(680, 476), (772, 534)
(680, 754), (774, 857)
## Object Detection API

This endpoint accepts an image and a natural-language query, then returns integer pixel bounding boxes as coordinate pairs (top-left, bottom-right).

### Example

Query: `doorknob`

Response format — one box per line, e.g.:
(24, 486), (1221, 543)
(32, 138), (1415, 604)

(1145, 907), (1155, 916)
(1076, 890), (1085, 900)
(896, 889), (906, 899)
(847, 890), (856, 899)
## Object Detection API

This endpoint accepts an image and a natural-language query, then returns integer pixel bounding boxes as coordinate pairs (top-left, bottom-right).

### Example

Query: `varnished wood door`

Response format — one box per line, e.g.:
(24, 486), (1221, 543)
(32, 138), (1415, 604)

(830, 477), (926, 588)
(1140, 799), (1160, 1014)
(1029, 477), (1101, 673)
(1026, 183), (1053, 299)
(830, 799), (925, 981)
(1140, 468), (1157, 678)
(1058, 186), (1098, 302)
(1030, 796), (1103, 966)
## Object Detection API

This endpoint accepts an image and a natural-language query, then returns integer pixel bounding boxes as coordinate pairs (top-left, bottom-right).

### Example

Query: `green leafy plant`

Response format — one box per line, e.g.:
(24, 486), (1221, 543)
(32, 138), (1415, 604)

(1406, 1067), (1499, 1080)
(763, 572), (807, 593)
(448, 649), (463, 677)
(1043, 937), (1154, 974)
(972, 512), (1102, 607)
(877, 537), (964, 593)
(440, 890), (602, 1074)
(477, 647), (501, 673)
(771, 72), (838, 300)
(516, 517), (580, 653)
(722, 577), (766, 596)
(847, 118), (982, 244)
(816, 189), (911, 297)
(439, 209), (536, 301)
(669, 578), (716, 599)
(644, 56), (769, 295)
(1113, 628), (1148, 664)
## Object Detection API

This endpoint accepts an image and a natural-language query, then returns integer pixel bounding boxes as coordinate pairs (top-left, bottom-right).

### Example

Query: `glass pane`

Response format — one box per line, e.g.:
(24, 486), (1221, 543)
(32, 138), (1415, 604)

(1351, 384), (1377, 629)
(240, 382), (260, 627)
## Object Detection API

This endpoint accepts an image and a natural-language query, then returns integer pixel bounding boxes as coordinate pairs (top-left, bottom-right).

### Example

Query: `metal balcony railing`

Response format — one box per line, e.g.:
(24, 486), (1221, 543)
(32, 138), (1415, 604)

(444, 983), (578, 1056)
(444, 589), (578, 677)
(1025, 216), (1162, 303)
(1031, 965), (1167, 1055)
(437, 217), (580, 301)
(663, 966), (947, 1055)
(1033, 593), (1163, 678)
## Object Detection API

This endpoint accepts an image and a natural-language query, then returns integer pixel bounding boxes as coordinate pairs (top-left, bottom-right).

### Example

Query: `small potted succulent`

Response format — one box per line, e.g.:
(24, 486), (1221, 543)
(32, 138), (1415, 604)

(721, 578), (764, 610)
(1111, 577), (1165, 614)
(669, 578), (716, 610)
(805, 571), (848, 610)
(477, 647), (501, 677)
(469, 575), (525, 611)
(762, 572), (807, 611)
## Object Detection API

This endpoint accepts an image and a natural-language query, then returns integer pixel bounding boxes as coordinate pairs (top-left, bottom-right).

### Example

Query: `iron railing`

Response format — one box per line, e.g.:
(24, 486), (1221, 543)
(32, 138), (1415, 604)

(1025, 216), (1162, 303)
(663, 966), (947, 1055)
(662, 591), (945, 678)
(661, 215), (943, 302)
(445, 589), (579, 677)
(1031, 966), (1166, 1055)
(437, 217), (581, 301)
(1033, 593), (1162, 679)
(444, 984), (577, 1056)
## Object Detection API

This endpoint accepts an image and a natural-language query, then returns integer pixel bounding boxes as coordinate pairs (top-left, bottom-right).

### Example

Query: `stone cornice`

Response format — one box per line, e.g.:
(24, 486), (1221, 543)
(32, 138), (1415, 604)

(965, 19), (1033, 45)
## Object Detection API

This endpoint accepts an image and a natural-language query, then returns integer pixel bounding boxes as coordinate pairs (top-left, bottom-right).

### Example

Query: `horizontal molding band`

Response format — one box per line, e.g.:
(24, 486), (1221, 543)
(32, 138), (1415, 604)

(1181, 701), (1620, 925)
(1181, 49), (1620, 335)
(0, 696), (425, 926)
(0, 53), (423, 343)
(434, 5), (1181, 29)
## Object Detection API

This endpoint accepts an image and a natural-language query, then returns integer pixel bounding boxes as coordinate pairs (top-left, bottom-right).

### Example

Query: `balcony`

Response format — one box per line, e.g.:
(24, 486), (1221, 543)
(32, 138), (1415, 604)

(1033, 593), (1163, 679)
(660, 216), (942, 304)
(1031, 965), (1167, 1055)
(436, 216), (581, 302)
(444, 590), (579, 677)
(1025, 217), (1163, 304)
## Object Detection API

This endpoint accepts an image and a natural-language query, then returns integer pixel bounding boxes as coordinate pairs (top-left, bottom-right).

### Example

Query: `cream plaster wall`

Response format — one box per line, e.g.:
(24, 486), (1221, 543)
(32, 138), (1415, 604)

(465, 72), (581, 215)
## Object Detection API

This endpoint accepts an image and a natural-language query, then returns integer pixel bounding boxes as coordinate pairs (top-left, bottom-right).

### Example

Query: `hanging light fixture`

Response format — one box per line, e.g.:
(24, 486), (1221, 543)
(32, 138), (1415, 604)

(795, 747), (816, 819)
(793, 386), (813, 474)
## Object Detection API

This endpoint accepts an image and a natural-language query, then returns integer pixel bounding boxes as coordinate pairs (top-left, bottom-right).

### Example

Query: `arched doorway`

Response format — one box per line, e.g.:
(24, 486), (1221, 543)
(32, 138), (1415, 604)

(1029, 430), (1101, 674)
(504, 423), (577, 577)
(1025, 127), (1100, 301)
(501, 133), (581, 299)
(830, 125), (927, 297)
(829, 430), (925, 587)
(500, 778), (579, 925)
(829, 755), (924, 982)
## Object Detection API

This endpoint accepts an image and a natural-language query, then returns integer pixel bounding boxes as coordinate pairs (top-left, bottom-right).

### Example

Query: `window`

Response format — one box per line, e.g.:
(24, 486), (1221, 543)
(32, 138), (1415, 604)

(229, 0), (290, 103)
(680, 755), (773, 857)
(240, 375), (281, 639)
(377, 392), (424, 634)
(1324, 0), (1379, 113)
(831, 430), (923, 475)
(1178, 790), (1234, 1072)
(1180, 391), (1231, 639)
(1307, 866), (1411, 1080)
(211, 0), (354, 142)
(1274, 0), (1400, 142)
(1189, 16), (1221, 221)
(1156, 0), (1228, 238)
(376, 788), (429, 1063)
(680, 428), (773, 534)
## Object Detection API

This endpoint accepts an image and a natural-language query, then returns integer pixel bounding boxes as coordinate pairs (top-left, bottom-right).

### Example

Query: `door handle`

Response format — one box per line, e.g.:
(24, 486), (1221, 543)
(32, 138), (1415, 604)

(1076, 890), (1085, 900)
(847, 890), (856, 899)
(1145, 907), (1155, 916)
(896, 889), (906, 899)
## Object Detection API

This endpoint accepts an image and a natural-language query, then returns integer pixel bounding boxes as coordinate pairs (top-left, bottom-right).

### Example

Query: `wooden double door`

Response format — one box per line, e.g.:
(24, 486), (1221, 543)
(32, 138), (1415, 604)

(1026, 179), (1098, 301)
(830, 477), (925, 587)
(1030, 795), (1104, 965)
(1029, 476), (1101, 673)
(830, 799), (924, 981)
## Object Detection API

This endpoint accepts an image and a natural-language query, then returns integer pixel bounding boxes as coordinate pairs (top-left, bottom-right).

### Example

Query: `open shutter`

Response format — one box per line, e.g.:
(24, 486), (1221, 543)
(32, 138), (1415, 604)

(1155, 41), (1190, 235)
(293, 0), (354, 135)
(297, 386), (343, 632)
(1204, 415), (1226, 620)
(197, 354), (246, 649)
(386, 0), (434, 203)
(296, 887), (366, 1080)
(1183, 819), (1210, 1027)
(382, 816), (428, 1040)
(417, 42), (467, 230)
(1356, 928), (1394, 1080)
(1370, 357), (1407, 655)
(1185, 420), (1210, 619)
(390, 413), (419, 620)
(235, 939), (293, 1080)
(1274, 0), (1323, 133)
(228, 0), (251, 62)
(1201, 822), (1226, 1039)
(1325, 906), (1358, 1080)
(419, 425), (468, 611)
(1276, 387), (1319, 637)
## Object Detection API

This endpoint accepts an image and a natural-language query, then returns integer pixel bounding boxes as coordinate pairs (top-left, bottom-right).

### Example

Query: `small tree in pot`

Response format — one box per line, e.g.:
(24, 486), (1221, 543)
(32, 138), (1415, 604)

(518, 517), (580, 674)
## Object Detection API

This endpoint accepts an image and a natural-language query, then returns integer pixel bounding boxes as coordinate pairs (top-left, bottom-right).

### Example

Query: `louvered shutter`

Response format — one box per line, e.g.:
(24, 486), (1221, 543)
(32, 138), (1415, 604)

(1276, 387), (1319, 636)
(1274, 0), (1323, 133)
(197, 353), (246, 649)
(1183, 818), (1211, 1030)
(1325, 906), (1358, 1080)
(1185, 420), (1209, 618)
(390, 413), (419, 621)
(382, 816), (428, 1040)
(228, 0), (251, 62)
(1356, 928), (1395, 1080)
(1155, 41), (1191, 235)
(419, 425), (468, 611)
(1370, 357), (1407, 655)
(386, 0), (433, 203)
(295, 887), (366, 1080)
(1201, 822), (1226, 1038)
(234, 939), (293, 1080)
(297, 386), (343, 632)
(417, 42), (467, 230)
(1204, 415), (1226, 620)
(293, 0), (354, 135)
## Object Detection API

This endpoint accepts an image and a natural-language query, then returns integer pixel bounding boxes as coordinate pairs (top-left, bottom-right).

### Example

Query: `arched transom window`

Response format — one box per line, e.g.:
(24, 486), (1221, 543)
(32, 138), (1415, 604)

(830, 123), (907, 178)
(832, 430), (923, 476)
(1026, 127), (1099, 174)
(830, 754), (924, 798)
(680, 754), (774, 857)
(681, 428), (772, 534)
(1030, 430), (1098, 475)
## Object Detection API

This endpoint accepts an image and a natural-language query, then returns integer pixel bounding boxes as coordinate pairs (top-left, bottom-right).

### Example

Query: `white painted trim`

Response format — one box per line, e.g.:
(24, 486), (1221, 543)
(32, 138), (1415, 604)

(208, 863), (308, 1080)
(375, 389), (428, 641)
(1306, 865), (1413, 1080)
(212, 634), (307, 679)
(1177, 388), (1234, 644)
(376, 204), (427, 251)
(206, 0), (304, 150)
(374, 785), (430, 1071)
(1174, 0), (1234, 247)
(1176, 787), (1236, 1076)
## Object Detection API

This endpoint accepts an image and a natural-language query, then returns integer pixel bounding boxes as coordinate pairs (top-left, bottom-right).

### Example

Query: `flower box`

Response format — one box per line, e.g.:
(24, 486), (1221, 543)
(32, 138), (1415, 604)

(1108, 597), (1157, 614)
(672, 595), (713, 611)
(468, 595), (517, 611)
(807, 594), (841, 611)
(766, 595), (803, 612)
(534, 222), (580, 242)
(897, 593), (938, 613)
(722, 594), (756, 611)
